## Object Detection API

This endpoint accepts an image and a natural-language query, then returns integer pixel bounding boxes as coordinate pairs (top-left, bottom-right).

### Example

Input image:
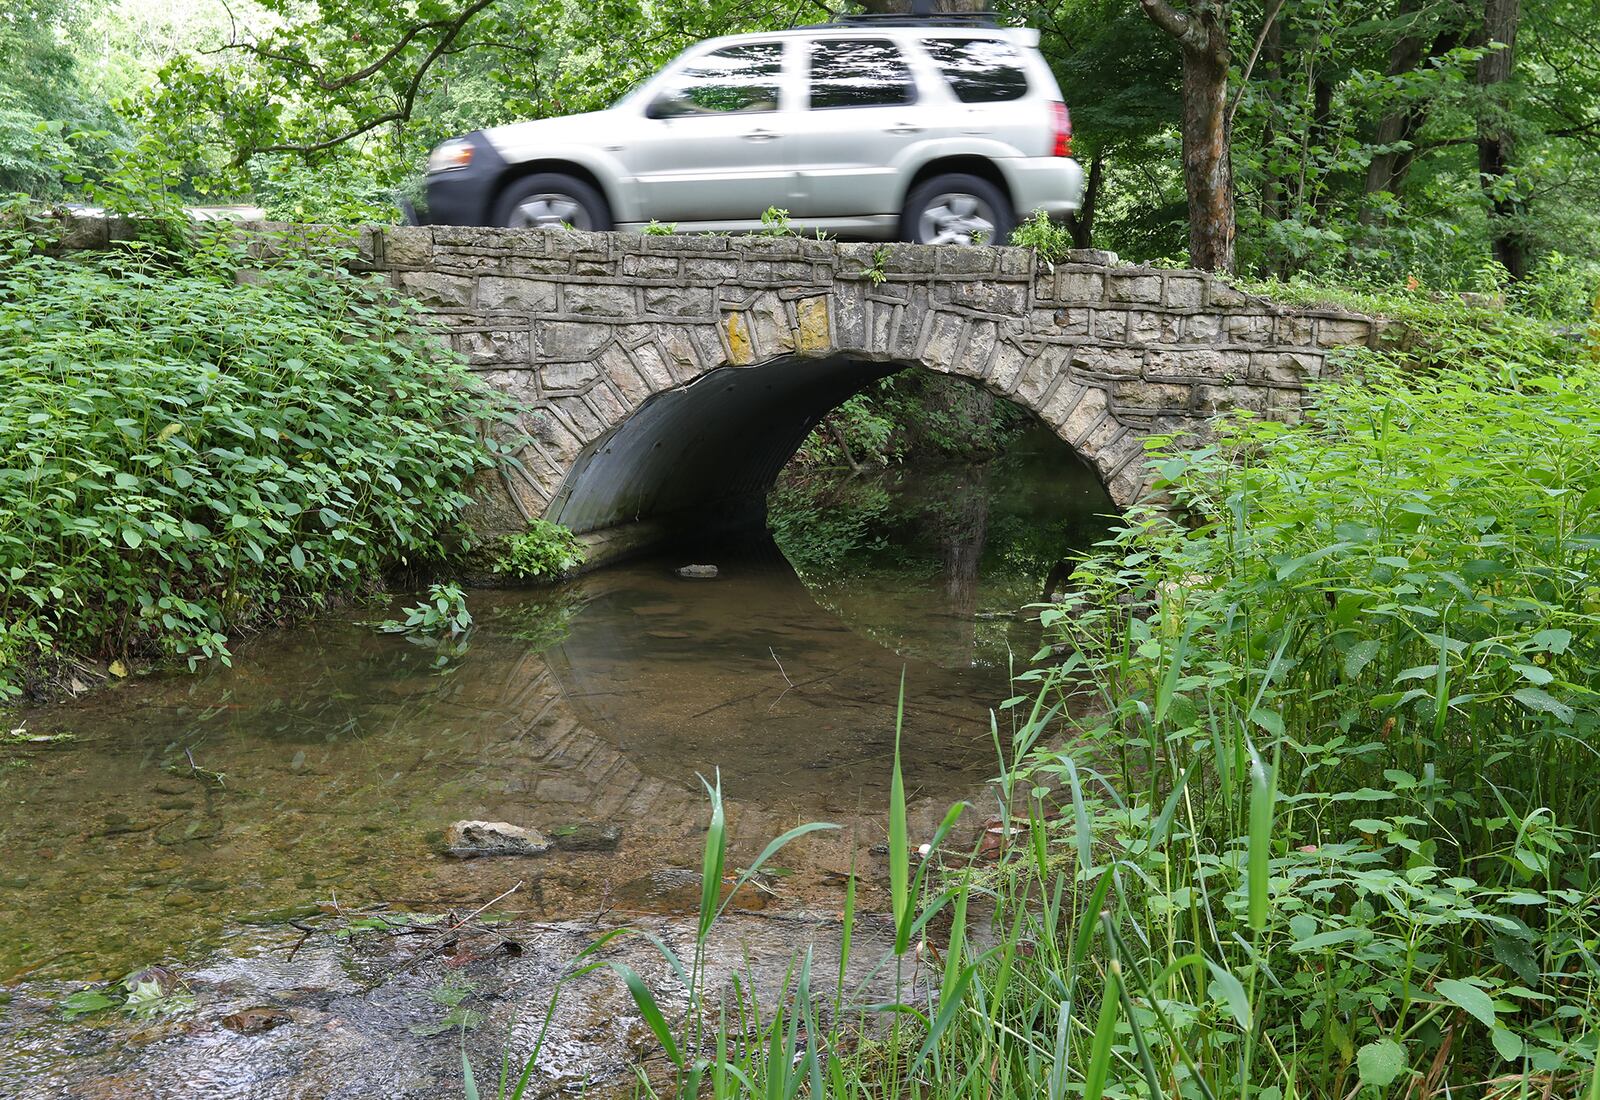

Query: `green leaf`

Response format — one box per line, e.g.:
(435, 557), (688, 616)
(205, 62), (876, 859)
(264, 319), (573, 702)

(1512, 686), (1574, 724)
(122, 527), (143, 549)
(1356, 1038), (1407, 1087)
(289, 545), (306, 570)
(1434, 978), (1497, 1030)
(1204, 957), (1252, 1032)
(1343, 639), (1381, 680)
(1491, 1026), (1524, 1062)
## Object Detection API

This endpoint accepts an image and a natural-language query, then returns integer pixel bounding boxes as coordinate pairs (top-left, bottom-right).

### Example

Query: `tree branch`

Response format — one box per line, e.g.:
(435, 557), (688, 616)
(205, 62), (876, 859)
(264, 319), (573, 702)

(1138, 0), (1198, 47)
(1226, 0), (1285, 132)
(241, 0), (499, 162)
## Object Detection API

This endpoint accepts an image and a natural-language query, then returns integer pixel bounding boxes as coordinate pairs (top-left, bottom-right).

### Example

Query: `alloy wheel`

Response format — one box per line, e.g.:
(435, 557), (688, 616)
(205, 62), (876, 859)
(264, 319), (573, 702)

(916, 193), (996, 246)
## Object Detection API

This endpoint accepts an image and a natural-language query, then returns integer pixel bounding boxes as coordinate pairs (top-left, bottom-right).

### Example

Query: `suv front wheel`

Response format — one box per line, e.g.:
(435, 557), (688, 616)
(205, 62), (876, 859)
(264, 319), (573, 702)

(900, 174), (1015, 247)
(494, 173), (613, 231)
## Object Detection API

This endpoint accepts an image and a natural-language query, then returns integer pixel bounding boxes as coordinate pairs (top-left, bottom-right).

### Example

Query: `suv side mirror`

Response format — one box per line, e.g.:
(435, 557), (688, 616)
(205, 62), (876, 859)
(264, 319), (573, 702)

(646, 91), (694, 120)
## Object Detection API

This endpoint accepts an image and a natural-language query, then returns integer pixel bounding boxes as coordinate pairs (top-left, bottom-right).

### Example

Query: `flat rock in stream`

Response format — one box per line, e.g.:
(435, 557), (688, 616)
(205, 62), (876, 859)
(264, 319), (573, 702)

(675, 564), (718, 579)
(548, 822), (621, 853)
(443, 820), (552, 859)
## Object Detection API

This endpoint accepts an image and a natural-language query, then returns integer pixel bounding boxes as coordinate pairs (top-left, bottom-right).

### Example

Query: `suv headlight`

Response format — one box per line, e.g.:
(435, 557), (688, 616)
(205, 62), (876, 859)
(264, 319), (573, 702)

(427, 138), (475, 174)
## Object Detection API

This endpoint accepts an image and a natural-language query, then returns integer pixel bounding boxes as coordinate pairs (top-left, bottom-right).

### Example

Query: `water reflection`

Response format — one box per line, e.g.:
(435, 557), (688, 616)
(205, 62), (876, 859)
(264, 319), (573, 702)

(0, 423), (1115, 989)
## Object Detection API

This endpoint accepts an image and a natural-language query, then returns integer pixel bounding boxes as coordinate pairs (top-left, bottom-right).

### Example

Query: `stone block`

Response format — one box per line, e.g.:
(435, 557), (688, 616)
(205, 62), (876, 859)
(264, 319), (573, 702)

(795, 296), (832, 354)
(456, 329), (529, 366)
(1195, 384), (1269, 416)
(478, 276), (558, 312)
(950, 281), (1027, 314)
(1164, 276), (1205, 309)
(631, 342), (676, 389)
(1040, 381), (1088, 426)
(1055, 270), (1105, 304)
(1127, 310), (1182, 346)
(681, 258), (743, 284)
(552, 395), (604, 440)
(541, 360), (601, 390)
(382, 225), (434, 266)
(1014, 346), (1070, 405)
(1108, 273), (1162, 304)
(961, 320), (998, 380)
(1209, 279), (1248, 307)
(1070, 346), (1144, 380)
(747, 292), (795, 359)
(1146, 349), (1250, 383)
(1060, 385), (1110, 446)
(1091, 309), (1130, 342)
(1252, 351), (1321, 385)
(644, 286), (714, 318)
(400, 271), (473, 308)
(1316, 317), (1374, 348)
(601, 346), (651, 404)
(563, 284), (636, 317)
(938, 247), (999, 275)
(622, 255), (681, 279)
(920, 311), (966, 372)
(538, 321), (612, 361)
(988, 341), (1029, 392)
(1224, 314), (1273, 345)
(1274, 314), (1314, 346)
(1185, 314), (1223, 342)
(1112, 379), (1193, 412)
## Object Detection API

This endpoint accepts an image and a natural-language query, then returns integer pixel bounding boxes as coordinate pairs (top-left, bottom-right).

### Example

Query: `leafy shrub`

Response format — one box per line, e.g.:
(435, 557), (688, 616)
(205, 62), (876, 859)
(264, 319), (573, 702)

(492, 518), (584, 581)
(0, 220), (509, 696)
(1023, 338), (1600, 1090)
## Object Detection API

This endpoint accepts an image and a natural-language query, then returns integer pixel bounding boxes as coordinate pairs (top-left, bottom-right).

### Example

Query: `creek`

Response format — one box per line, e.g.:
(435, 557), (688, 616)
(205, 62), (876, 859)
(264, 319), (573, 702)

(0, 423), (1113, 1098)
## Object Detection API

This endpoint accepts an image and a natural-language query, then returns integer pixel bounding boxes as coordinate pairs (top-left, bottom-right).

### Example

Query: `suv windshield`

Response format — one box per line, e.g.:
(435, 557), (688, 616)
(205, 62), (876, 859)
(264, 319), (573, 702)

(921, 38), (1030, 103)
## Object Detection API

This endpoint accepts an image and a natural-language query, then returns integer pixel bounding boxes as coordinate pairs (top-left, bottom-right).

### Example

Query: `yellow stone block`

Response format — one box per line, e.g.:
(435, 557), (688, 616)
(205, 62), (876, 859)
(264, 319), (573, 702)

(723, 311), (753, 365)
(795, 296), (831, 353)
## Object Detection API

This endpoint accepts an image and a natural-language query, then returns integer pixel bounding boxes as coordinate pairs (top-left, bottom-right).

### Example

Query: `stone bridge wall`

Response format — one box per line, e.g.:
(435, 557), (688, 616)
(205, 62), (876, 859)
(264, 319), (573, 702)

(55, 217), (1383, 543)
(345, 225), (1378, 530)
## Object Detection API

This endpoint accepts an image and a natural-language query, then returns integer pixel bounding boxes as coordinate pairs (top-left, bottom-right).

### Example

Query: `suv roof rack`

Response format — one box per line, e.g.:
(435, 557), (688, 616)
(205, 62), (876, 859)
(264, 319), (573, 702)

(824, 12), (1002, 27)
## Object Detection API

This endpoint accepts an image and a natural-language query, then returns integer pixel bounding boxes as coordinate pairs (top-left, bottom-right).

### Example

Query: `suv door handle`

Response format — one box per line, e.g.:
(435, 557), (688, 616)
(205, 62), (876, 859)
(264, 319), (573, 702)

(886, 123), (923, 135)
(743, 128), (778, 142)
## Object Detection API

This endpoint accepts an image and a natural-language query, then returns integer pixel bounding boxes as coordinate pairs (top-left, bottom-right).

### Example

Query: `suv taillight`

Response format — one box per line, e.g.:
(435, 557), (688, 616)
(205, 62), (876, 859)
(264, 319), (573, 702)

(1050, 102), (1073, 157)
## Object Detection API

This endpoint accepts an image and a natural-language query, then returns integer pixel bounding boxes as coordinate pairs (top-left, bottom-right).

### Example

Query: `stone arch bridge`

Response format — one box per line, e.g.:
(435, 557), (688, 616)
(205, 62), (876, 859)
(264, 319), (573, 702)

(354, 226), (1377, 558)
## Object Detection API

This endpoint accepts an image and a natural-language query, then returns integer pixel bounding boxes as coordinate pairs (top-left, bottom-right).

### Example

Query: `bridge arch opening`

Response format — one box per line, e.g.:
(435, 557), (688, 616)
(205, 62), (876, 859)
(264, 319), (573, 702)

(540, 354), (1119, 558)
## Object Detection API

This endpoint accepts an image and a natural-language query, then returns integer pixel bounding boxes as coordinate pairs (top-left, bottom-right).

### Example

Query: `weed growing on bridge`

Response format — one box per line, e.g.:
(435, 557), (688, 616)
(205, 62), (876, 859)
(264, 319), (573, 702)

(491, 518), (584, 581)
(0, 218), (511, 697)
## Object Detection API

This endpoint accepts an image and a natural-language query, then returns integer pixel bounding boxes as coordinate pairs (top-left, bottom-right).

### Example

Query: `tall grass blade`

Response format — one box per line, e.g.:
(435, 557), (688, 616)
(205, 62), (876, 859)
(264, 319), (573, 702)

(889, 669), (910, 952)
(1246, 738), (1275, 935)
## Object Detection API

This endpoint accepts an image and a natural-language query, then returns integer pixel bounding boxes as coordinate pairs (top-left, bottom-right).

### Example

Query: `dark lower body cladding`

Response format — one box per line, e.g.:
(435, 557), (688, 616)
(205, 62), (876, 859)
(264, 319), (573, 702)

(407, 131), (504, 226)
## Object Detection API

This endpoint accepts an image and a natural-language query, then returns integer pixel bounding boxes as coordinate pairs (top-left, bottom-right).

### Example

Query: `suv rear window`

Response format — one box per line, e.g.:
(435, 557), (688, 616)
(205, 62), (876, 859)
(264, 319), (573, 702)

(808, 39), (915, 109)
(922, 38), (1030, 103)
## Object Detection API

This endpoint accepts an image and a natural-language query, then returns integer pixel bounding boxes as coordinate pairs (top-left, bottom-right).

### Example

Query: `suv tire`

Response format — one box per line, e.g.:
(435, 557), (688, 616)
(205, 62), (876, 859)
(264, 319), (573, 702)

(494, 173), (612, 231)
(900, 173), (1014, 246)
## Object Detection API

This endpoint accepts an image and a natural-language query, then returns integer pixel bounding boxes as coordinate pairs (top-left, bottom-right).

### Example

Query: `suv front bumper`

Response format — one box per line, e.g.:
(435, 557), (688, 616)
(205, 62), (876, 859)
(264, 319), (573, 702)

(1001, 156), (1086, 221)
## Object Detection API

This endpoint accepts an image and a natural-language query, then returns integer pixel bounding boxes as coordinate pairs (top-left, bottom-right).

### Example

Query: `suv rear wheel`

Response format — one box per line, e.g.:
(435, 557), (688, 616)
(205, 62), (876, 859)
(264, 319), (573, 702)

(494, 173), (612, 231)
(900, 173), (1014, 246)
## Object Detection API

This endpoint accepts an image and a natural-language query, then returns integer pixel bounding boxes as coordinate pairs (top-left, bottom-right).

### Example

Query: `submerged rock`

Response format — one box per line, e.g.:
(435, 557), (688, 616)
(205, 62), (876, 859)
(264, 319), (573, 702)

(443, 820), (552, 859)
(222, 1006), (293, 1034)
(548, 823), (621, 853)
(674, 564), (718, 579)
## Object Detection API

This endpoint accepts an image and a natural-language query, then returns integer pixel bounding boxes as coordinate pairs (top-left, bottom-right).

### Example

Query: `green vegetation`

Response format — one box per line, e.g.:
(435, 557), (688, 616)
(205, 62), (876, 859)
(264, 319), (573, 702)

(492, 518), (584, 581)
(479, 304), (1600, 1098)
(0, 212), (507, 697)
(378, 583), (474, 638)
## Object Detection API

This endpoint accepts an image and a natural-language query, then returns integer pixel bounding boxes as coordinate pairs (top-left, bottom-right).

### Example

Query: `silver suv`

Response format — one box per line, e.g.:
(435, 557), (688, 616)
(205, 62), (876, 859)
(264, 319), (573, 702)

(420, 16), (1083, 246)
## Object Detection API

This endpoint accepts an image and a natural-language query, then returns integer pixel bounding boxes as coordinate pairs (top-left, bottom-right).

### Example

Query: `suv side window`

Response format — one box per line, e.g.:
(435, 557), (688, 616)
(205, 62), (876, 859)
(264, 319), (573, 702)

(921, 38), (1030, 103)
(808, 38), (915, 110)
(650, 43), (785, 118)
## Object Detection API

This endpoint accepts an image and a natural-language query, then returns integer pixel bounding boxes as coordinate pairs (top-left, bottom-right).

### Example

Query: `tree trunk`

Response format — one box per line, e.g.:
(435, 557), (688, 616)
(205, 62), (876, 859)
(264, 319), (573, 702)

(1141, 0), (1236, 272)
(1476, 0), (1524, 278)
(1179, 19), (1235, 272)
(1069, 152), (1104, 249)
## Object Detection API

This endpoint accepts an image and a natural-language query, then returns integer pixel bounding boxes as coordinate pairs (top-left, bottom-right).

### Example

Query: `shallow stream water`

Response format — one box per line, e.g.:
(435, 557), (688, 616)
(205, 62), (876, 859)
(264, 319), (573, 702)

(0, 425), (1113, 1098)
